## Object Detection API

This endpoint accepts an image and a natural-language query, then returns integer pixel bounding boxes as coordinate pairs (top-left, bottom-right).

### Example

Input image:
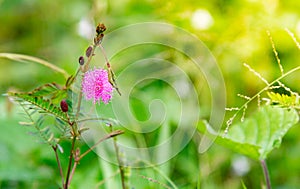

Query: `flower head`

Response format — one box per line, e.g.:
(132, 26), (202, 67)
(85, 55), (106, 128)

(82, 68), (113, 104)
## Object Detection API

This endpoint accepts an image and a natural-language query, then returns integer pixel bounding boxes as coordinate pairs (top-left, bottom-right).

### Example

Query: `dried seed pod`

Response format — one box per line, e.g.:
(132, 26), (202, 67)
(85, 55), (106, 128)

(94, 33), (104, 45)
(85, 46), (93, 57)
(78, 56), (85, 65)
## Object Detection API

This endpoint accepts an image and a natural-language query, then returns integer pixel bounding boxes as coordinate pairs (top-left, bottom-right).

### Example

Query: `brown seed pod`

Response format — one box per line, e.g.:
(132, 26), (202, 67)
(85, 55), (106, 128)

(85, 46), (93, 57)
(78, 56), (85, 65)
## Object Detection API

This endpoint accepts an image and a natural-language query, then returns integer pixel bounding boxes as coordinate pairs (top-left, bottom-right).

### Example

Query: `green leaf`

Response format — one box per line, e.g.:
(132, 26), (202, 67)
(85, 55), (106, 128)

(27, 82), (61, 97)
(267, 92), (298, 108)
(241, 180), (247, 189)
(8, 92), (68, 122)
(198, 106), (299, 160)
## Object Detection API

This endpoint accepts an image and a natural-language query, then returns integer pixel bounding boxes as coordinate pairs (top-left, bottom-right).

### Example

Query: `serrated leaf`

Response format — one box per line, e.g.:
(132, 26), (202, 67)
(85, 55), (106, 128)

(198, 106), (299, 160)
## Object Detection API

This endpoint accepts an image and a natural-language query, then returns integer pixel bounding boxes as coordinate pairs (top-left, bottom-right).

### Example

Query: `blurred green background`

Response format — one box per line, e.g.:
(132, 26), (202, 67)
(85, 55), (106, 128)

(1, 0), (300, 188)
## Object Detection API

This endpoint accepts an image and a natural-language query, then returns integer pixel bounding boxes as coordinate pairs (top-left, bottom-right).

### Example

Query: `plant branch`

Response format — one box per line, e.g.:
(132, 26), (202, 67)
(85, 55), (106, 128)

(67, 148), (80, 187)
(140, 160), (178, 189)
(68, 161), (79, 187)
(138, 175), (172, 189)
(260, 159), (271, 189)
(99, 44), (109, 65)
(64, 136), (76, 189)
(77, 117), (119, 124)
(78, 130), (124, 160)
(52, 145), (64, 187)
(0, 53), (69, 79)
(110, 125), (126, 189)
(224, 65), (300, 135)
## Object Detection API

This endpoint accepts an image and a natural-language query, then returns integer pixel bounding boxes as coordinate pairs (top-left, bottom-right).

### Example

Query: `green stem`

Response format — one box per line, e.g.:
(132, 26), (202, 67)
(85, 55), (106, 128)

(260, 159), (271, 189)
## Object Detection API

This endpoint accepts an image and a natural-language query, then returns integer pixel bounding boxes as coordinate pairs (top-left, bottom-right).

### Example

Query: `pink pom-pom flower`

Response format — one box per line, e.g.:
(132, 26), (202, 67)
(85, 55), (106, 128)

(82, 68), (113, 104)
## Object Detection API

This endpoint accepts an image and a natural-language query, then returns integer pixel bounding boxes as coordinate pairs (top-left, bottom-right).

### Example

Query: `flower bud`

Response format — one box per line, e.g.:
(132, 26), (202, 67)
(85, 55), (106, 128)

(94, 33), (104, 45)
(85, 46), (93, 57)
(96, 23), (106, 35)
(60, 99), (68, 112)
(78, 56), (85, 65)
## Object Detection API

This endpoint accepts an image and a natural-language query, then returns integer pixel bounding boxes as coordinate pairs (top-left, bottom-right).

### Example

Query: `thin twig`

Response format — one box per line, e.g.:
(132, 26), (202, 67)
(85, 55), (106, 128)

(237, 93), (251, 100)
(68, 162), (78, 187)
(285, 28), (300, 50)
(260, 159), (272, 189)
(99, 44), (110, 65)
(267, 30), (284, 75)
(110, 125), (126, 189)
(78, 130), (124, 160)
(243, 63), (269, 85)
(77, 117), (119, 124)
(0, 53), (69, 79)
(99, 44), (122, 96)
(52, 145), (65, 187)
(68, 148), (80, 187)
(75, 90), (83, 119)
(94, 170), (120, 188)
(64, 136), (76, 189)
(224, 65), (300, 135)
(139, 175), (172, 189)
(140, 160), (178, 189)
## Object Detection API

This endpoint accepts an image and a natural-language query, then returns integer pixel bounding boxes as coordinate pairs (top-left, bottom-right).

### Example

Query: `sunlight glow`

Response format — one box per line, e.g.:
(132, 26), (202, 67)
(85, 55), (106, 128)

(191, 9), (214, 30)
(77, 17), (94, 39)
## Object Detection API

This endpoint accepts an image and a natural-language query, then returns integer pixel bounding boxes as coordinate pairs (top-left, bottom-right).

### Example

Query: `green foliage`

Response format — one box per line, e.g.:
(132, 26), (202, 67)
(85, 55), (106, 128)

(198, 106), (299, 160)
(8, 83), (69, 122)
(7, 83), (71, 146)
(2, 1), (300, 188)
(267, 91), (299, 108)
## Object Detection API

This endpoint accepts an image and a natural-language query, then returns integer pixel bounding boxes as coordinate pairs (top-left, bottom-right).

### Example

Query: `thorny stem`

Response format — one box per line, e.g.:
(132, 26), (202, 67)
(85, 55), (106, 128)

(260, 159), (272, 189)
(110, 125), (126, 189)
(52, 145), (64, 187)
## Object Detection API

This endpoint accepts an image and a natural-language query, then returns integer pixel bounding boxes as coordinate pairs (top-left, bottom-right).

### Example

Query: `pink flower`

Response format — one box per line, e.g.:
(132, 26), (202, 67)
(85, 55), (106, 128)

(82, 68), (113, 104)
